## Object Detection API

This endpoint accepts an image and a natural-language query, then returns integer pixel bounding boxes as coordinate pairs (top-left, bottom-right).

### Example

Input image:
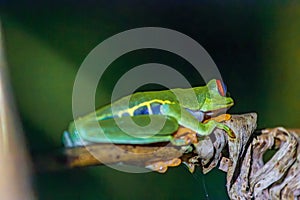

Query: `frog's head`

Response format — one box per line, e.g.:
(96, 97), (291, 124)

(200, 79), (234, 113)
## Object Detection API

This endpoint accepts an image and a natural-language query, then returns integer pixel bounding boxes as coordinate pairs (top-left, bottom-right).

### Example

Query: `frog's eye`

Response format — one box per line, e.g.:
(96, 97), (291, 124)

(216, 79), (227, 96)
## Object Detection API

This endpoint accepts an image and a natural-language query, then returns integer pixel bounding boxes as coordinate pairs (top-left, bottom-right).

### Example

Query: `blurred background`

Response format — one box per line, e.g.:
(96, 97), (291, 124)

(1, 1), (300, 199)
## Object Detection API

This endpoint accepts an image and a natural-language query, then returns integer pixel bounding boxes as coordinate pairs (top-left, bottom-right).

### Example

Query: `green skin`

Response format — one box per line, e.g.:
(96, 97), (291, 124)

(64, 79), (234, 147)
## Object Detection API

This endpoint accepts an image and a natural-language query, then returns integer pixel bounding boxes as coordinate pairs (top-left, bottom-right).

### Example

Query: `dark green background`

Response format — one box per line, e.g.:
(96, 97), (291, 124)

(1, 2), (300, 199)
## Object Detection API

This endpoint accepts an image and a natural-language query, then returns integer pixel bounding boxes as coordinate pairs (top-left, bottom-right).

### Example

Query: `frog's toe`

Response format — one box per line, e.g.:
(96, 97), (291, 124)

(172, 127), (198, 145)
(145, 158), (181, 173)
(218, 124), (236, 139)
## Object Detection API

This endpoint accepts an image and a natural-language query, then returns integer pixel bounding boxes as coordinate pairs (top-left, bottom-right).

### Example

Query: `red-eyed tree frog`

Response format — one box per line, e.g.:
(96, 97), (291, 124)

(63, 79), (234, 147)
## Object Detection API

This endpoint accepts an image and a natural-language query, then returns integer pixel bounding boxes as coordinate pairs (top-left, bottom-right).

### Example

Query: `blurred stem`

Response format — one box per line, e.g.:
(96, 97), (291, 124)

(0, 21), (35, 200)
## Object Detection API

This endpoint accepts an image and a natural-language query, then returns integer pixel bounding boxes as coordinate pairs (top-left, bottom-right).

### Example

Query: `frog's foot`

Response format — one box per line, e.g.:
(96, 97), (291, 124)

(171, 127), (198, 146)
(145, 158), (181, 173)
(203, 114), (236, 139)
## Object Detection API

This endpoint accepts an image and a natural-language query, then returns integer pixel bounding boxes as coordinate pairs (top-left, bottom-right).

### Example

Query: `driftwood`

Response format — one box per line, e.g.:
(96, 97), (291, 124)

(33, 113), (300, 199)
(201, 113), (300, 199)
(223, 127), (300, 199)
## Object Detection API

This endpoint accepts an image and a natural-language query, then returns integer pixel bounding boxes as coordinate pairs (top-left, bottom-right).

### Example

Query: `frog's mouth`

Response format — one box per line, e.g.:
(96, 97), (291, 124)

(202, 107), (228, 122)
(185, 107), (229, 122)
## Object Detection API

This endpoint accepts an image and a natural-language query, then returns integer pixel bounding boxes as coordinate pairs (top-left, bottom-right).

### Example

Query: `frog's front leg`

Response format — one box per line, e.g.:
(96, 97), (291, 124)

(160, 104), (235, 138)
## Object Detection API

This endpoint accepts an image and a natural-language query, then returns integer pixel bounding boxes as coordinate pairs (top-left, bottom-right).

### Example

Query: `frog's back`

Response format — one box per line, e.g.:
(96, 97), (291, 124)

(96, 89), (178, 120)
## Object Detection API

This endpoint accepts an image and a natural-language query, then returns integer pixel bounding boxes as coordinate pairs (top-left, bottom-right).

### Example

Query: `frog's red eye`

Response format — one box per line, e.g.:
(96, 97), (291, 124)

(216, 79), (227, 96)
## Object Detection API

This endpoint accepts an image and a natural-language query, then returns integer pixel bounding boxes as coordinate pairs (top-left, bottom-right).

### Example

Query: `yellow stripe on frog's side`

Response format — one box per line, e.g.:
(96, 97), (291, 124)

(117, 99), (175, 117)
